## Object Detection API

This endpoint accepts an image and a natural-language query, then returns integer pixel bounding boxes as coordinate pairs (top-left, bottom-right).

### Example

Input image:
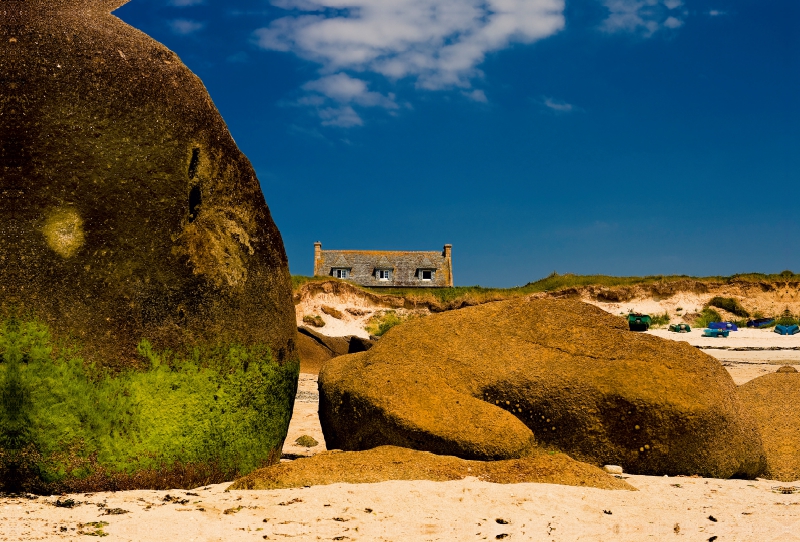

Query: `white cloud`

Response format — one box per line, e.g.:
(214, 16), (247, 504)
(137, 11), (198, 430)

(255, 0), (564, 126)
(256, 0), (564, 89)
(543, 97), (574, 113)
(169, 19), (205, 35)
(303, 73), (398, 108)
(296, 73), (398, 126)
(318, 105), (364, 127)
(707, 9), (726, 17)
(462, 89), (488, 103)
(601, 0), (685, 36)
(168, 0), (204, 6)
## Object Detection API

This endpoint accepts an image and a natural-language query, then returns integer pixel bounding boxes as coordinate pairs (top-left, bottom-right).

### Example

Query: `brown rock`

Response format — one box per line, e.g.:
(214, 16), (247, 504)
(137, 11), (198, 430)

(319, 298), (765, 478)
(297, 332), (335, 374)
(297, 326), (376, 374)
(0, 0), (296, 366)
(738, 368), (800, 481)
(299, 326), (351, 357)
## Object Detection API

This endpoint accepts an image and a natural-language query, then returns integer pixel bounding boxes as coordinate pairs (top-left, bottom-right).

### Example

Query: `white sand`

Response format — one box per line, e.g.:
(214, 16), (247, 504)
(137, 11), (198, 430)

(2, 471), (798, 540)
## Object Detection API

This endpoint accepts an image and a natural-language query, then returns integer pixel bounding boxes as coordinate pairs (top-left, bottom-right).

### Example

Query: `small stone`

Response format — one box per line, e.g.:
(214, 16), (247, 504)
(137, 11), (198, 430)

(603, 465), (623, 475)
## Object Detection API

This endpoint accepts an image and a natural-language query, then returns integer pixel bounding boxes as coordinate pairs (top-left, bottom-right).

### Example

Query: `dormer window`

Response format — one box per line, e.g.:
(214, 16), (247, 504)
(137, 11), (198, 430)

(418, 269), (434, 281)
(376, 269), (391, 281)
(332, 268), (350, 279)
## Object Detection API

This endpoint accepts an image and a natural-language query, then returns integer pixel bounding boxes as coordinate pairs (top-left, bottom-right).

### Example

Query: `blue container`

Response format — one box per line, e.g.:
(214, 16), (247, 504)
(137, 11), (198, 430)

(747, 318), (775, 328)
(708, 322), (738, 331)
(703, 328), (730, 338)
(775, 324), (800, 336)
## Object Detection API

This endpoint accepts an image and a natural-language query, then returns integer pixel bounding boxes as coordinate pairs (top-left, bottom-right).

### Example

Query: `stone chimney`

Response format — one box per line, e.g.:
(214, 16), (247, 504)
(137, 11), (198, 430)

(314, 241), (322, 275)
(443, 244), (453, 287)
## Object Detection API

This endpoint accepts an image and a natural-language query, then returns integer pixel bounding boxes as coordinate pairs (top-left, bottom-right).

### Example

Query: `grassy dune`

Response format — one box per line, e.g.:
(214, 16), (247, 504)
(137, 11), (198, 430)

(293, 270), (799, 307)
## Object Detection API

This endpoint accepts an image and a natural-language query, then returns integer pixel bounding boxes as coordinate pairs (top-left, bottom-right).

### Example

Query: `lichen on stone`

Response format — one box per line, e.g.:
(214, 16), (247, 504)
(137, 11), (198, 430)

(173, 202), (255, 288)
(41, 207), (85, 258)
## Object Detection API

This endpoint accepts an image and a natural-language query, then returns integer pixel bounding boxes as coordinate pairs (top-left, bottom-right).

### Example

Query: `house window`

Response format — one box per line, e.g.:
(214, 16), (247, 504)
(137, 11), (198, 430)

(419, 269), (433, 281)
(376, 269), (391, 281)
(333, 268), (349, 279)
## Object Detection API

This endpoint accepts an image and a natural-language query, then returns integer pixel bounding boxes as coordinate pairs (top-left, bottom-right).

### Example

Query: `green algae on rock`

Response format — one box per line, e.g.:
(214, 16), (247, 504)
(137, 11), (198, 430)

(0, 0), (298, 489)
(0, 318), (299, 493)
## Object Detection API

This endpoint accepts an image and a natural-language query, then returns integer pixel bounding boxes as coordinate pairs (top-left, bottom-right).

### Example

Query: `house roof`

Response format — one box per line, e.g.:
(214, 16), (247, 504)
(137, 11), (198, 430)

(316, 249), (452, 287)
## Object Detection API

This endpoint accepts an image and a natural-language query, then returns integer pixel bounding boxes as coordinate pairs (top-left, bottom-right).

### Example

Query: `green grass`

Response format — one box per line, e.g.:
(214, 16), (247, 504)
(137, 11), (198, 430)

(364, 311), (407, 337)
(649, 312), (671, 327)
(292, 271), (799, 308)
(707, 296), (750, 318)
(0, 318), (298, 491)
(773, 310), (799, 327)
(694, 308), (723, 328)
(291, 275), (340, 290)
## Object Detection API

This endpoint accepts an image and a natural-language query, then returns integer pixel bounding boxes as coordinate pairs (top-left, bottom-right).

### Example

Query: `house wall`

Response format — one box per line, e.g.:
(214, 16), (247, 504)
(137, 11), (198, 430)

(313, 244), (453, 287)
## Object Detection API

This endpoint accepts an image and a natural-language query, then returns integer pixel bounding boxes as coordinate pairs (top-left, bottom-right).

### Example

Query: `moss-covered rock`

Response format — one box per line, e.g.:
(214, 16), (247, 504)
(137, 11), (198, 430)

(0, 0), (298, 489)
(0, 318), (299, 493)
(319, 298), (766, 478)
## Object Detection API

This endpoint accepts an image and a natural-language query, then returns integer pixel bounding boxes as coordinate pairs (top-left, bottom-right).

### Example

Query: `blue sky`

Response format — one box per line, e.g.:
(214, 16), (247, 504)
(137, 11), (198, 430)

(116, 0), (798, 287)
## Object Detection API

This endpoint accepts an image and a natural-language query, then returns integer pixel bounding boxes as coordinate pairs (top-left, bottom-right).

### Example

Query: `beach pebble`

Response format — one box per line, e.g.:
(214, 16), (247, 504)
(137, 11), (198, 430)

(603, 465), (624, 475)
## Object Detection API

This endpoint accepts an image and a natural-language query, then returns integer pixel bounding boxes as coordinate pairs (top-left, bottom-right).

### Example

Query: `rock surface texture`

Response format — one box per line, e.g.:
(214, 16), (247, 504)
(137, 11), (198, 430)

(0, 0), (297, 491)
(297, 326), (376, 373)
(0, 0), (296, 365)
(319, 298), (766, 478)
(737, 366), (800, 482)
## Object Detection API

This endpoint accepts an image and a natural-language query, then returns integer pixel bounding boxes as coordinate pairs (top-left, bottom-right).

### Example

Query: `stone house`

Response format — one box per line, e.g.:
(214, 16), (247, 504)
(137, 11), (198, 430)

(313, 242), (453, 287)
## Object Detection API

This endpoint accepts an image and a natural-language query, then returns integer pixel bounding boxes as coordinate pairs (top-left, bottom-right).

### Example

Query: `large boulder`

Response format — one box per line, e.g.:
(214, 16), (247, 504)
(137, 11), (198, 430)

(297, 326), (375, 373)
(0, 0), (297, 492)
(319, 298), (766, 478)
(738, 366), (800, 482)
(1, 0), (296, 365)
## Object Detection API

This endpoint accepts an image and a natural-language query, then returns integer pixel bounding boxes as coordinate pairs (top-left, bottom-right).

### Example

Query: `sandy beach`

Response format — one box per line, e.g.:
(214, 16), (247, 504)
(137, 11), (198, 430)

(1, 462), (798, 541)
(3, 328), (799, 541)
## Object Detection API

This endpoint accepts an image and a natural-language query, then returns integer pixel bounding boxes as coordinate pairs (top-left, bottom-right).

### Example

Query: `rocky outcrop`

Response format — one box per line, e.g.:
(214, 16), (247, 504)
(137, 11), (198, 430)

(319, 298), (766, 478)
(0, 0), (297, 491)
(297, 326), (375, 373)
(0, 0), (296, 366)
(738, 367), (800, 482)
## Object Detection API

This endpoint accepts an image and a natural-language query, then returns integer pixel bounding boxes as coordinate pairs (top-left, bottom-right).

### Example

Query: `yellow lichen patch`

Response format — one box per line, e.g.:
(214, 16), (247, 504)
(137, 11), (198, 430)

(173, 203), (255, 288)
(42, 208), (85, 258)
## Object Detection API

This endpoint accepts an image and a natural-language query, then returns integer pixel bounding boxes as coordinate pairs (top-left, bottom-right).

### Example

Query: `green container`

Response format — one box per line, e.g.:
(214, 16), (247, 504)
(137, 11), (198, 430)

(669, 323), (691, 333)
(628, 313), (651, 332)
